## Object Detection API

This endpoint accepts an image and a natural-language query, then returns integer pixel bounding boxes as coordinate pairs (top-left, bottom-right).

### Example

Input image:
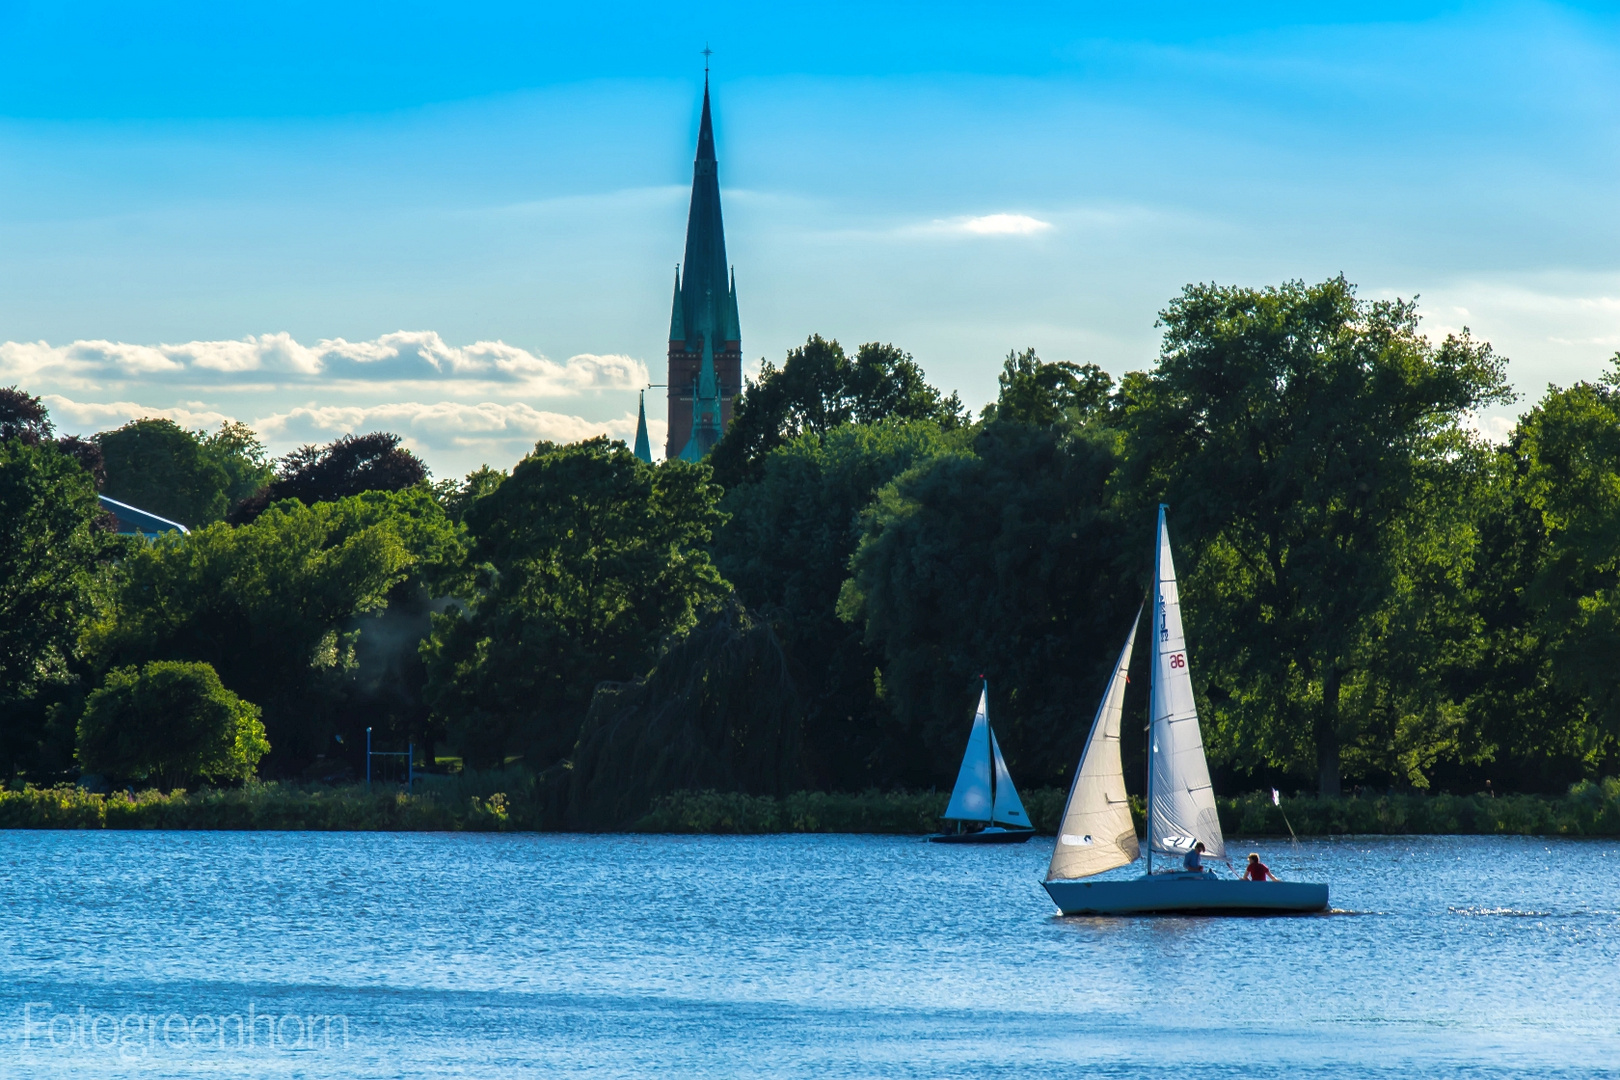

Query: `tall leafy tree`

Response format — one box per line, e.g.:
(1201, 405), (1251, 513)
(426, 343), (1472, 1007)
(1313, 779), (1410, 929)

(423, 438), (728, 770)
(1120, 276), (1510, 795)
(1491, 365), (1620, 780)
(714, 419), (963, 788)
(0, 438), (116, 774)
(708, 336), (966, 487)
(980, 348), (1114, 427)
(97, 418), (233, 526)
(841, 421), (1139, 789)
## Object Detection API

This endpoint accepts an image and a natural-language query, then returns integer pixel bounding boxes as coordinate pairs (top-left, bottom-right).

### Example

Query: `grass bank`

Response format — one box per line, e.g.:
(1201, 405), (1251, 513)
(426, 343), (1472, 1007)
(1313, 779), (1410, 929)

(2, 777), (1618, 836)
(635, 781), (1620, 837)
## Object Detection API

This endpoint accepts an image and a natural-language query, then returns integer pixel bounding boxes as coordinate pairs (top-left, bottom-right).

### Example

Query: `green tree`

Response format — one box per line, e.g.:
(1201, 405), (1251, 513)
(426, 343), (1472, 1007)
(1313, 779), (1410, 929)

(1446, 439), (1593, 791)
(232, 432), (428, 523)
(568, 601), (807, 828)
(423, 438), (728, 770)
(1120, 276), (1510, 795)
(0, 438), (117, 773)
(980, 348), (1114, 427)
(841, 420), (1139, 789)
(88, 488), (460, 771)
(1491, 365), (1620, 779)
(202, 421), (276, 507)
(97, 418), (232, 526)
(714, 419), (963, 787)
(435, 464), (507, 524)
(76, 660), (268, 789)
(708, 336), (966, 487)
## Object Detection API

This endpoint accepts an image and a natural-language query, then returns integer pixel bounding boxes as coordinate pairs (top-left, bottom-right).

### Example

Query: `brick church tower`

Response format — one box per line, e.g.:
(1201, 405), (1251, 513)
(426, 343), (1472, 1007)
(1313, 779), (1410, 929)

(667, 75), (741, 461)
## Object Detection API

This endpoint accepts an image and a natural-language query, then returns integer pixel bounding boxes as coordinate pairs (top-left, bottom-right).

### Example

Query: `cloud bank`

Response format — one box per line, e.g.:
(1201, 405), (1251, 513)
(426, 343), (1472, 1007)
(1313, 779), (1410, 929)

(0, 331), (647, 396)
(15, 331), (660, 475)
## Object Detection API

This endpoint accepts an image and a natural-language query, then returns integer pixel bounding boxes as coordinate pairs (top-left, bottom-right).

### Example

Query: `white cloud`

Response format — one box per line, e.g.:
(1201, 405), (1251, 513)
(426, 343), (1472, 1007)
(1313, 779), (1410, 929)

(41, 393), (668, 473)
(258, 400), (650, 447)
(938, 213), (1054, 236)
(41, 395), (236, 432)
(0, 331), (648, 397)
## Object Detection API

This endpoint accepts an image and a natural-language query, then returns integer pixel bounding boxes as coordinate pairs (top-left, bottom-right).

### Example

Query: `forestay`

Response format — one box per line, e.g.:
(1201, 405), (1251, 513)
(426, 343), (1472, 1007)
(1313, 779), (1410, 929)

(1149, 508), (1226, 859)
(943, 687), (993, 822)
(989, 730), (1031, 828)
(1047, 611), (1143, 881)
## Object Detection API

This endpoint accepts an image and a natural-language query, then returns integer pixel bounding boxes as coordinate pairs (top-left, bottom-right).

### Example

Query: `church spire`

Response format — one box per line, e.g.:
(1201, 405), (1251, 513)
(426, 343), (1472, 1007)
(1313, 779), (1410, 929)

(665, 64), (740, 460)
(677, 75), (730, 356)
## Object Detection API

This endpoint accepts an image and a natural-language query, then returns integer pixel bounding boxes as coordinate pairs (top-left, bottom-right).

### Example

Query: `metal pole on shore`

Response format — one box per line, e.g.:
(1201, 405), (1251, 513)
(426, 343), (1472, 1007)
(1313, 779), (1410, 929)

(366, 727), (372, 789)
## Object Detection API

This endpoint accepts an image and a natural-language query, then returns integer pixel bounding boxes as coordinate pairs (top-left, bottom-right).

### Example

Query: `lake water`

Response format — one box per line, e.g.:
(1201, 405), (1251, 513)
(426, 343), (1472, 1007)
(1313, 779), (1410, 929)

(0, 831), (1615, 1078)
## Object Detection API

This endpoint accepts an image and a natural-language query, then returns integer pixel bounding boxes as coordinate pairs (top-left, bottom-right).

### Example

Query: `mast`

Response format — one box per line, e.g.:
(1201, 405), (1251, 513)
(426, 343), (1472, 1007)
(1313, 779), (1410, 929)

(1147, 504), (1165, 875)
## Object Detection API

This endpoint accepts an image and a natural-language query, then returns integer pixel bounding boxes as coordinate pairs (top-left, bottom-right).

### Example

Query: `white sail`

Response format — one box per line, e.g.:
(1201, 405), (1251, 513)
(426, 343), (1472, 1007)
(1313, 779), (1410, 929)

(1149, 507), (1226, 859)
(989, 731), (1031, 828)
(1047, 612), (1143, 881)
(942, 687), (993, 822)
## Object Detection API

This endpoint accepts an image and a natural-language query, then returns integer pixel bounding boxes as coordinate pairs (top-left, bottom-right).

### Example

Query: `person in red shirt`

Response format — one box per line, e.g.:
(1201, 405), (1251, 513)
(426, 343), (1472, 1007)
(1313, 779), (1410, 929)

(1242, 853), (1279, 881)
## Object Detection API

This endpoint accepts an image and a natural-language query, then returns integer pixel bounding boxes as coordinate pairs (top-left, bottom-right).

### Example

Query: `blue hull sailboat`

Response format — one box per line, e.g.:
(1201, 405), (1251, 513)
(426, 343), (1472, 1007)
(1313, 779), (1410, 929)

(928, 682), (1035, 844)
(1041, 506), (1329, 914)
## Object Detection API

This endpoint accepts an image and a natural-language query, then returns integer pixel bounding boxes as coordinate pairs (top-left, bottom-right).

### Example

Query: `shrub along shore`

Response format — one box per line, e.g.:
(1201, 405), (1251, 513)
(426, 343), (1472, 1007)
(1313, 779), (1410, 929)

(2, 778), (1618, 837)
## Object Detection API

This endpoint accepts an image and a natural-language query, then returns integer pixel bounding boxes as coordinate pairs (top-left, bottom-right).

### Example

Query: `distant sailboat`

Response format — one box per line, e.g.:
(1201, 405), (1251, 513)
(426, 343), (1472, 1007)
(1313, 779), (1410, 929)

(1042, 505), (1329, 913)
(928, 682), (1035, 844)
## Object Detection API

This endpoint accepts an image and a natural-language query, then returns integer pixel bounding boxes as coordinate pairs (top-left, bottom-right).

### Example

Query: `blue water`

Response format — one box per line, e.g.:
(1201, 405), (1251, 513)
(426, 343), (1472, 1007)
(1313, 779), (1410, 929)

(0, 831), (1615, 1078)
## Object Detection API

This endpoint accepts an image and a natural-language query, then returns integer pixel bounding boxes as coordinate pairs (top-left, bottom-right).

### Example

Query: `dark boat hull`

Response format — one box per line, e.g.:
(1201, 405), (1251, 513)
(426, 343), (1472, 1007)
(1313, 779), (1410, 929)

(927, 827), (1036, 845)
(1043, 872), (1329, 914)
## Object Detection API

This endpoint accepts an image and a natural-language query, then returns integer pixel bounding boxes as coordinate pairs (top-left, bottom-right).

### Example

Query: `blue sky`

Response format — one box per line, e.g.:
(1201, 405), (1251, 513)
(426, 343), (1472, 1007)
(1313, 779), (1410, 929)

(2, 1), (1618, 473)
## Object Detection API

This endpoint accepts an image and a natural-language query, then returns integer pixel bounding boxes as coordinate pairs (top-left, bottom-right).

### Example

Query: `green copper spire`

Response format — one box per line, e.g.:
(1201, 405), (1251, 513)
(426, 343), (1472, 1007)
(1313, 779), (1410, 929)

(633, 390), (652, 463)
(676, 76), (731, 351)
(668, 266), (685, 343)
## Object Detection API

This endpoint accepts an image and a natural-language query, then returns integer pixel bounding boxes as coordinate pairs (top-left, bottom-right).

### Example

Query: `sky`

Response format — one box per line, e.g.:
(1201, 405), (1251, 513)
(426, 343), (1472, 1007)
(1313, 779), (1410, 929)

(1, 1), (1618, 474)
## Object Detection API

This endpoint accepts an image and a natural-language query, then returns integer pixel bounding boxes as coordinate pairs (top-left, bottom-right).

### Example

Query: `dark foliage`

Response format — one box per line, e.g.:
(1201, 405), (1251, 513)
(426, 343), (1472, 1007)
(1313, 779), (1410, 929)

(233, 432), (428, 522)
(708, 336), (966, 488)
(423, 438), (727, 771)
(566, 602), (807, 829)
(0, 385), (53, 443)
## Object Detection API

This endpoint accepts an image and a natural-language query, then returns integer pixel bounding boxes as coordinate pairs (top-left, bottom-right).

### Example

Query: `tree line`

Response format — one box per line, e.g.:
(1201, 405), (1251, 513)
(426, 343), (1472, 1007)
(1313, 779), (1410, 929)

(2, 276), (1617, 822)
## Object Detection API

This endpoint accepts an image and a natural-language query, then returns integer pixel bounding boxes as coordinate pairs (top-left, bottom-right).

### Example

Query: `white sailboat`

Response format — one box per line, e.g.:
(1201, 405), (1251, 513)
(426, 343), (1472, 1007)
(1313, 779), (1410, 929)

(928, 681), (1036, 844)
(1042, 505), (1329, 914)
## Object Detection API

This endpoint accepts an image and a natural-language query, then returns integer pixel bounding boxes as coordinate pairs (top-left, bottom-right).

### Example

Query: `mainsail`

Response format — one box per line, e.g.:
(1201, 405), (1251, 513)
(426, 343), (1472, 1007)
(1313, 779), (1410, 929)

(1148, 506), (1226, 859)
(989, 731), (1031, 828)
(942, 687), (993, 822)
(1046, 612), (1143, 881)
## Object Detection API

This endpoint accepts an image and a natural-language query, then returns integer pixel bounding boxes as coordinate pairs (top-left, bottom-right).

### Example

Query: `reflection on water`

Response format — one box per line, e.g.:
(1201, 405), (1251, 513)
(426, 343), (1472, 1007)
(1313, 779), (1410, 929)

(0, 831), (1615, 1078)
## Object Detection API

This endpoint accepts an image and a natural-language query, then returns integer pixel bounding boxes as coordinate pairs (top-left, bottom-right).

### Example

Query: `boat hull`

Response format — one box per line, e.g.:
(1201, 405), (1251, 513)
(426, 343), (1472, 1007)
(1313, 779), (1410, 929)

(1043, 872), (1328, 914)
(927, 827), (1036, 845)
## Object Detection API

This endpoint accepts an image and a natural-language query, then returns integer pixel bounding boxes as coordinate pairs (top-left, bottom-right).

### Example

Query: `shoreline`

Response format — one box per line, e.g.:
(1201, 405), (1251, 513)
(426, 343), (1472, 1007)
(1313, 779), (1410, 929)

(1, 779), (1617, 837)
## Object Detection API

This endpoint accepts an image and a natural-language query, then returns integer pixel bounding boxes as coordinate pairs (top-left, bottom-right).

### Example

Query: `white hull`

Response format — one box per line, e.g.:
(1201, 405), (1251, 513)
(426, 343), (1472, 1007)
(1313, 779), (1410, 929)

(1044, 871), (1329, 915)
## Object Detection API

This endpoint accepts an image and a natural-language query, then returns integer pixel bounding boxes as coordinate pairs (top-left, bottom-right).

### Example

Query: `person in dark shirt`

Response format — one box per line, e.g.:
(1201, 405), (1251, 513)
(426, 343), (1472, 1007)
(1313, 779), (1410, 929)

(1182, 841), (1207, 873)
(1242, 852), (1279, 881)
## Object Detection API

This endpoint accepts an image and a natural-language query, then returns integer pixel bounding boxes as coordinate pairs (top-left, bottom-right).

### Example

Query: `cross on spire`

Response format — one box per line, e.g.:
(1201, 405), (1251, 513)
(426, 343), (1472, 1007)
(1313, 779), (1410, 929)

(703, 44), (712, 75)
